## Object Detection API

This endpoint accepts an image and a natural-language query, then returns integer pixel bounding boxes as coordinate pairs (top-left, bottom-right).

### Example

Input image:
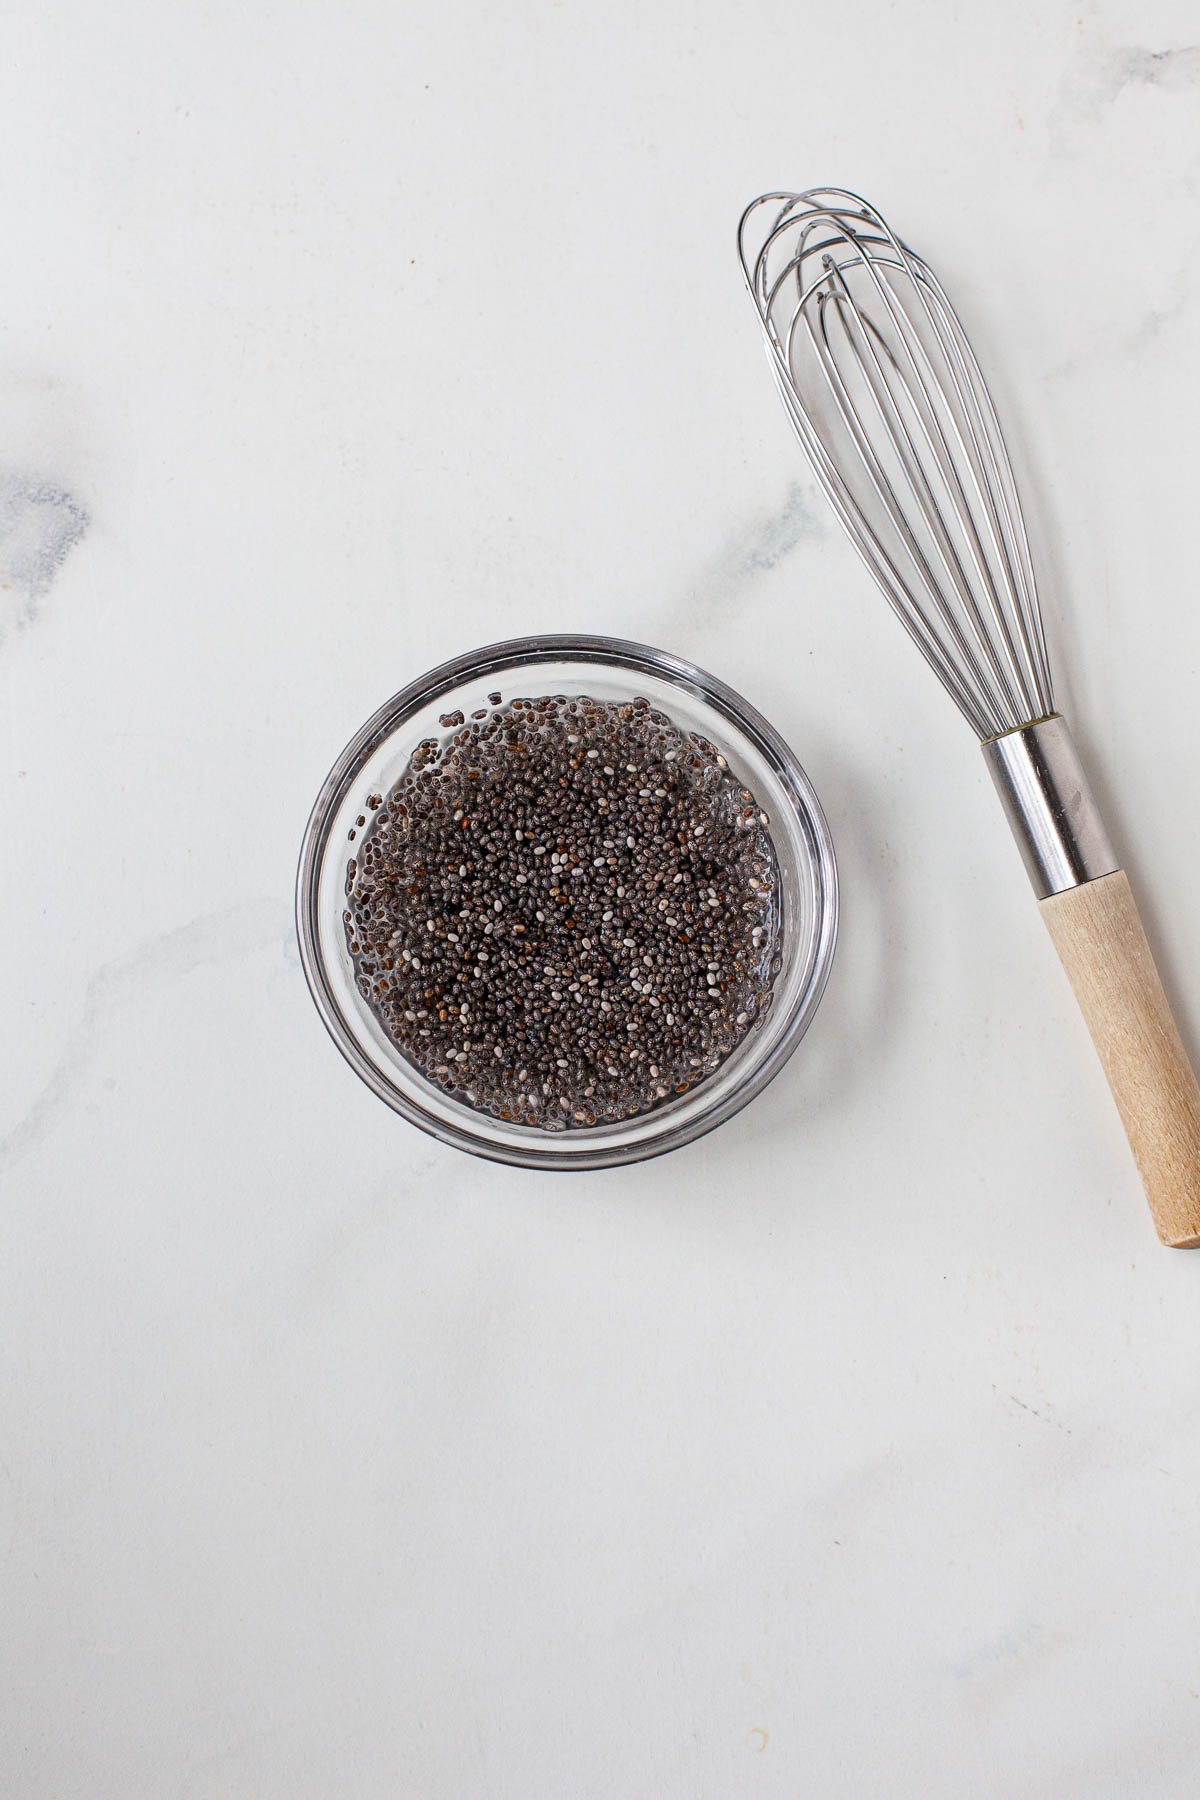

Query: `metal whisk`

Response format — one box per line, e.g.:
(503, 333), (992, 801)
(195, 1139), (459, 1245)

(738, 186), (1200, 1246)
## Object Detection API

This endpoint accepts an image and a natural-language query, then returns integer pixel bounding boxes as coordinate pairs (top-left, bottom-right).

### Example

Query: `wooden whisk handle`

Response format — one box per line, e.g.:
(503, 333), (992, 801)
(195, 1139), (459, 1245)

(983, 718), (1200, 1246)
(1040, 871), (1200, 1247)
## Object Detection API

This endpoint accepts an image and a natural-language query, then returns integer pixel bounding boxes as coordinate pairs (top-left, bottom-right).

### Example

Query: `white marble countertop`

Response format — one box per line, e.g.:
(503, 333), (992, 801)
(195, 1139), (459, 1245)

(4, 1), (1200, 1793)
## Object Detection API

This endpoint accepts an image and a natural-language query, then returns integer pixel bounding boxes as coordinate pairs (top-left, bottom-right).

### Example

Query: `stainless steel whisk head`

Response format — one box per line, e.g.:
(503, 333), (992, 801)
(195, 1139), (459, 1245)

(737, 187), (1054, 742)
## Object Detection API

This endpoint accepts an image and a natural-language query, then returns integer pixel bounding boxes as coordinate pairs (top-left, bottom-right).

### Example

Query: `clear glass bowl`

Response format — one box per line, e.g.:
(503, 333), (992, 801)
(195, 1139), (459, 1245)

(296, 635), (838, 1169)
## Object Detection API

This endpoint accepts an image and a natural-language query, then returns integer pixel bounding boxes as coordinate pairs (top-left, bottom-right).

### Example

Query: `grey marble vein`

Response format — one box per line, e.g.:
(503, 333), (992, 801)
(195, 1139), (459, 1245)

(0, 900), (290, 1172)
(1095, 43), (1200, 105)
(1043, 38), (1200, 383)
(661, 481), (825, 644)
(1044, 227), (1200, 383)
(1057, 38), (1200, 135)
(0, 471), (89, 637)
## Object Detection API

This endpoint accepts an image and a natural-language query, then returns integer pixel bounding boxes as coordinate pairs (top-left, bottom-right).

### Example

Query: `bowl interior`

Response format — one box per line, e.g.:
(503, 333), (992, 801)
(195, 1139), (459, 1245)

(297, 639), (836, 1168)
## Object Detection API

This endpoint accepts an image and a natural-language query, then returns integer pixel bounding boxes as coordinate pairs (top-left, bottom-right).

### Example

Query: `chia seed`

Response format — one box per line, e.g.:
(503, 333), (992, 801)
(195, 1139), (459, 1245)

(344, 692), (781, 1130)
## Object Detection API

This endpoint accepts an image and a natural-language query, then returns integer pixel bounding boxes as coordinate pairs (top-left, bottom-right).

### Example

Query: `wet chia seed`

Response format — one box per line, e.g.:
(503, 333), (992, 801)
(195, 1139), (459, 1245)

(344, 693), (781, 1130)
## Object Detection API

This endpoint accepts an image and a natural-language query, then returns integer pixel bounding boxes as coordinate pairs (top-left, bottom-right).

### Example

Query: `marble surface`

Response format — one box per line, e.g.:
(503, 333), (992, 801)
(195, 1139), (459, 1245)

(4, 1), (1200, 1793)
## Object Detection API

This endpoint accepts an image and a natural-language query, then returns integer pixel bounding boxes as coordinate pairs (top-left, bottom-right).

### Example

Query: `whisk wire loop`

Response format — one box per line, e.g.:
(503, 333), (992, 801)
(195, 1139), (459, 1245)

(812, 268), (1025, 731)
(738, 188), (1055, 740)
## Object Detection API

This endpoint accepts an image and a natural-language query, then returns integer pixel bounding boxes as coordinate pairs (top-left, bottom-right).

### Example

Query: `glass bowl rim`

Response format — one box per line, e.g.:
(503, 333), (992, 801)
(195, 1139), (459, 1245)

(295, 633), (838, 1169)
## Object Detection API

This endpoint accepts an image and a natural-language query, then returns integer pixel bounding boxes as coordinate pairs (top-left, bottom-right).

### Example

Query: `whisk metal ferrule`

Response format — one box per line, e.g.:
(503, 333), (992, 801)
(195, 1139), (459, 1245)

(981, 716), (1118, 900)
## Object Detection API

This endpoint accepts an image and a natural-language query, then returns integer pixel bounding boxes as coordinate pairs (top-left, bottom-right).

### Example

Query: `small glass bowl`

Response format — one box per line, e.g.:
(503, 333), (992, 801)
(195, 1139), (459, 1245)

(296, 635), (837, 1169)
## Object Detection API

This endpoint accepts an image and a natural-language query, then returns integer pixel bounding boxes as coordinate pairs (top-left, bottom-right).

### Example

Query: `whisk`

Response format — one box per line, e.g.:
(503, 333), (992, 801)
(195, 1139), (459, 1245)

(738, 186), (1200, 1246)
